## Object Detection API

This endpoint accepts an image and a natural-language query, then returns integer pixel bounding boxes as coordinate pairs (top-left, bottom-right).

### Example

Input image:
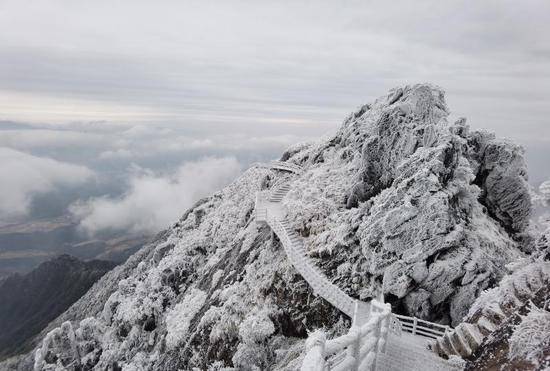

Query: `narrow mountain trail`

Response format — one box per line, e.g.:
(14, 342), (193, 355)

(256, 161), (462, 370)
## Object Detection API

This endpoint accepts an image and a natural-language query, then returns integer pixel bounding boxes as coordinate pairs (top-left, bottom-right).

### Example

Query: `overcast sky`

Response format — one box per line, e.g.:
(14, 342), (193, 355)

(0, 0), (549, 232)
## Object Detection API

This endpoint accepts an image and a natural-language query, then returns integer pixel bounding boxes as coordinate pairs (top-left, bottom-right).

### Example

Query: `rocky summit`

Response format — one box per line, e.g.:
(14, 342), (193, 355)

(9, 84), (547, 371)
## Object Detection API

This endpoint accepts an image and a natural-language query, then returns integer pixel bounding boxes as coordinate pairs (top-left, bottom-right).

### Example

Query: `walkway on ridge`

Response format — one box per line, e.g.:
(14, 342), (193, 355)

(254, 161), (461, 370)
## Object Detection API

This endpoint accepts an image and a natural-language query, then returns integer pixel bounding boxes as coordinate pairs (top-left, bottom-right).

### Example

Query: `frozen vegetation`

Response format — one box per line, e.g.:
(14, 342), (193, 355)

(5, 84), (548, 371)
(509, 305), (550, 367)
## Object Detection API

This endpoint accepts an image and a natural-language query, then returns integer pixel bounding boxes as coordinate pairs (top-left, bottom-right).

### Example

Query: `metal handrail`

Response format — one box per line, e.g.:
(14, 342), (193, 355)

(393, 314), (451, 339)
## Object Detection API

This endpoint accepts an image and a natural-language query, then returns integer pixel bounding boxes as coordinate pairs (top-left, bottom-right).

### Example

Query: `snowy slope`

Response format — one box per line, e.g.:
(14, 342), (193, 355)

(11, 84), (540, 371)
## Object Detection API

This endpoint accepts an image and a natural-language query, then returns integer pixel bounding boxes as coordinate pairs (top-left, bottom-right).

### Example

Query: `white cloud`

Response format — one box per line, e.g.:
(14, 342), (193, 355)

(0, 147), (94, 220)
(0, 124), (307, 162)
(70, 157), (242, 234)
(540, 180), (550, 203)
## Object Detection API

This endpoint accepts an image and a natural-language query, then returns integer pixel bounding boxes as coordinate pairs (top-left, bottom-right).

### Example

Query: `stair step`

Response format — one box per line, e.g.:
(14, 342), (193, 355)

(482, 304), (505, 323)
(434, 337), (452, 357)
(477, 316), (498, 335)
(264, 186), (363, 329)
(458, 323), (484, 351)
(440, 334), (459, 357)
(450, 329), (472, 357)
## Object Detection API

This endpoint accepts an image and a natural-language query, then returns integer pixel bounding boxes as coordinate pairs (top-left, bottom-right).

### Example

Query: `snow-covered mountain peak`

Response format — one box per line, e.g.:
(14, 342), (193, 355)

(20, 84), (543, 371)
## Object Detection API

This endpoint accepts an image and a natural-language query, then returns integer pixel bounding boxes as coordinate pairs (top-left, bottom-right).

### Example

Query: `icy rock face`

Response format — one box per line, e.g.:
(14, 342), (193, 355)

(461, 258), (550, 370)
(284, 84), (530, 324)
(508, 305), (550, 368)
(29, 84), (533, 370)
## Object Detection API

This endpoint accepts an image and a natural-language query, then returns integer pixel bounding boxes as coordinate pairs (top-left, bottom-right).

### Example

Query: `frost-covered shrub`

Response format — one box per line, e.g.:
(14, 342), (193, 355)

(199, 284), (250, 344)
(509, 305), (550, 367)
(165, 288), (207, 349)
(239, 309), (275, 344)
(232, 342), (266, 371)
(34, 322), (79, 370)
(232, 309), (275, 370)
(207, 360), (235, 371)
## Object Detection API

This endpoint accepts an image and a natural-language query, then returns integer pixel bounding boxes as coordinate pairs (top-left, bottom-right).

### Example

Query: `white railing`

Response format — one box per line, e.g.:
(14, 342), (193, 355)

(252, 161), (303, 174)
(393, 314), (450, 339)
(270, 160), (303, 174)
(301, 300), (392, 371)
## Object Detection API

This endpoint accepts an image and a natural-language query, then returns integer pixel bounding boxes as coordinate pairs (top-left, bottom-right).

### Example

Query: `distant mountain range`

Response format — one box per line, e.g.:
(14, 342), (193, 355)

(0, 215), (150, 278)
(0, 254), (117, 360)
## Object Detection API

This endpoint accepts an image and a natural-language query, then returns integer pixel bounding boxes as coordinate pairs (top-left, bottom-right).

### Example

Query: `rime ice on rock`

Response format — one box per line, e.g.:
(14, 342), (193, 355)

(508, 305), (550, 367)
(286, 84), (531, 325)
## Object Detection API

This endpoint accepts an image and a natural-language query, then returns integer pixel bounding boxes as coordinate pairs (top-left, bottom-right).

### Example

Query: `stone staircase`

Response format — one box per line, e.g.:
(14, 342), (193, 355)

(430, 261), (550, 359)
(256, 173), (360, 321)
(273, 216), (358, 319)
(268, 182), (292, 202)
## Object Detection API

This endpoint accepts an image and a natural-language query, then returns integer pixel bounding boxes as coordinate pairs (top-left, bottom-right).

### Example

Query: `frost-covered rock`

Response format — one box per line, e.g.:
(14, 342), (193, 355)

(509, 305), (550, 368)
(21, 84), (537, 370)
(458, 257), (550, 370)
(431, 256), (550, 360)
(283, 84), (530, 324)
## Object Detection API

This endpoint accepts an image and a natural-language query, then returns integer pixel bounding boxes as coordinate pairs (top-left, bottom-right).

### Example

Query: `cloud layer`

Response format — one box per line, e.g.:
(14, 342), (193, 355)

(1, 1), (548, 142)
(70, 157), (241, 234)
(0, 121), (299, 231)
(0, 147), (94, 220)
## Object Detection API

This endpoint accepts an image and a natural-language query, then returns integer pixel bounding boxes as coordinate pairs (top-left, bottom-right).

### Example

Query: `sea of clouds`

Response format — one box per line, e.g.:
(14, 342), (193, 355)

(0, 121), (307, 234)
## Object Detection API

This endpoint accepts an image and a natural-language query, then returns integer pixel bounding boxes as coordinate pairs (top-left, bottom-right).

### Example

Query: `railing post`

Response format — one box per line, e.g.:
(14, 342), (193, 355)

(353, 300), (359, 326)
(346, 326), (360, 371)
(301, 330), (327, 371)
(378, 314), (389, 354)
(371, 318), (381, 371)
(412, 317), (417, 335)
(372, 305), (390, 370)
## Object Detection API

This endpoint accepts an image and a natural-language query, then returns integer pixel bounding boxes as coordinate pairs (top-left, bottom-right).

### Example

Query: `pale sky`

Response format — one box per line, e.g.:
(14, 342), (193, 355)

(0, 0), (549, 230)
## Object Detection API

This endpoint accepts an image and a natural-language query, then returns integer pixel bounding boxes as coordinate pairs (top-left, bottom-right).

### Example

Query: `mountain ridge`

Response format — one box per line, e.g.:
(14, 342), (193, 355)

(0, 254), (117, 361)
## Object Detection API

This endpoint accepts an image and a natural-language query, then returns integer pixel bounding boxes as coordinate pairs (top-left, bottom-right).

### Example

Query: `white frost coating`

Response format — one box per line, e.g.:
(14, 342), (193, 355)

(212, 269), (224, 287)
(432, 258), (550, 360)
(165, 288), (207, 349)
(467, 261), (550, 318)
(508, 305), (550, 367)
(239, 309), (275, 344)
(278, 84), (530, 325)
(34, 321), (80, 371)
(232, 309), (276, 370)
